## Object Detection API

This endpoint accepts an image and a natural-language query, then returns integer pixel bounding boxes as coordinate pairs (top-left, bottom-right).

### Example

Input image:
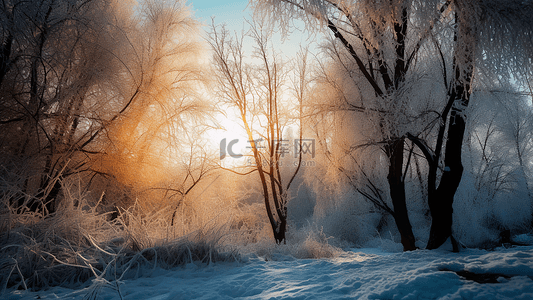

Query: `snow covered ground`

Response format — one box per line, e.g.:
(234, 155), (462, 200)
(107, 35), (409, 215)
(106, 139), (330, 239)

(5, 244), (533, 300)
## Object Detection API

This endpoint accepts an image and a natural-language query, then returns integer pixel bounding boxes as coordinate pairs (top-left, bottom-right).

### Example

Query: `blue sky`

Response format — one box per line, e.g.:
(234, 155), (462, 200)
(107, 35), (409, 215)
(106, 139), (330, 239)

(190, 1), (250, 27)
(189, 0), (248, 11)
(188, 0), (319, 60)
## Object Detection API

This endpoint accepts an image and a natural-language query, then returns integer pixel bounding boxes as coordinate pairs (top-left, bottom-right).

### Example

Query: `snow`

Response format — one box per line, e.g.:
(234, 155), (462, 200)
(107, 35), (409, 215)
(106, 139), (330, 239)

(5, 246), (533, 300)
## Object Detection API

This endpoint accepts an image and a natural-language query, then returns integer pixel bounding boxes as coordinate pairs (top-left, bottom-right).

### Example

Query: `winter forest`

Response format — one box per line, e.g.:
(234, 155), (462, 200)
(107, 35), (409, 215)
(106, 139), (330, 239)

(2, 0), (533, 299)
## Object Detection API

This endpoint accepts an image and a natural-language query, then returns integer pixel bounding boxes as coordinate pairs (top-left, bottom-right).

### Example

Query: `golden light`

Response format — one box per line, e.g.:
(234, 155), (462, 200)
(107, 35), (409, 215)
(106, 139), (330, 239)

(205, 110), (250, 169)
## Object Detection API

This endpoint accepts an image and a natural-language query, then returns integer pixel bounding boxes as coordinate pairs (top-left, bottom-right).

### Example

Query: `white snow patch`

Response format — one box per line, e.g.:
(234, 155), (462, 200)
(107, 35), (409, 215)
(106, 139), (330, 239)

(4, 246), (533, 300)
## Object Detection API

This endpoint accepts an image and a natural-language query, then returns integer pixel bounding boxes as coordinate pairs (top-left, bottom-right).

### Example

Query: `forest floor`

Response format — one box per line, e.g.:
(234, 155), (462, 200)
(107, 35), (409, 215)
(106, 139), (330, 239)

(5, 237), (533, 300)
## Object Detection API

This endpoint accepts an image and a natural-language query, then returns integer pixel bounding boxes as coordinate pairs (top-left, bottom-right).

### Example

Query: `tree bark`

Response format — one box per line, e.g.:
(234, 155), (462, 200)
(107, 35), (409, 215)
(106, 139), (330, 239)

(0, 32), (13, 87)
(426, 6), (473, 250)
(386, 138), (417, 251)
(426, 75), (470, 250)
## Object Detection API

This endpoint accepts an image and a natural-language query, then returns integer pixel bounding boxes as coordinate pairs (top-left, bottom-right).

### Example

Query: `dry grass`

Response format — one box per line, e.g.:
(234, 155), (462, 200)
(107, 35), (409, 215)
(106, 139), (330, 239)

(0, 184), (239, 294)
(0, 172), (344, 298)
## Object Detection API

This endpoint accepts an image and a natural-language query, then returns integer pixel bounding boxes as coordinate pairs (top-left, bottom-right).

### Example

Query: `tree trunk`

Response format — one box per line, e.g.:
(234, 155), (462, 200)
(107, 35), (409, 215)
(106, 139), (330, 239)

(32, 178), (61, 215)
(426, 79), (470, 250)
(0, 32), (13, 87)
(387, 138), (417, 251)
(325, 6), (417, 251)
(426, 5), (474, 249)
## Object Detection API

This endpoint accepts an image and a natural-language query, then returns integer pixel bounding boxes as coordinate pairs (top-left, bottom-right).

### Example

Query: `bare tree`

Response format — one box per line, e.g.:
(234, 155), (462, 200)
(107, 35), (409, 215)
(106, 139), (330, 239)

(0, 0), (125, 213)
(209, 20), (308, 244)
(254, 0), (533, 250)
(408, 1), (533, 249)
(0, 0), (210, 215)
(254, 0), (428, 250)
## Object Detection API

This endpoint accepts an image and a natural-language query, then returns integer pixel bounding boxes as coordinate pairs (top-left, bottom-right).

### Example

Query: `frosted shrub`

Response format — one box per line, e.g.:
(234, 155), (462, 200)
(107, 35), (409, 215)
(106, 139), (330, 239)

(239, 225), (342, 260)
(0, 178), (245, 292)
(453, 173), (499, 247)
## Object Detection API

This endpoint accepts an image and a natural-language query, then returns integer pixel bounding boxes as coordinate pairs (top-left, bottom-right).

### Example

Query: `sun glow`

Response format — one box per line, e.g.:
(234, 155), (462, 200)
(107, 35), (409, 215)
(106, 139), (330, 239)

(206, 110), (250, 169)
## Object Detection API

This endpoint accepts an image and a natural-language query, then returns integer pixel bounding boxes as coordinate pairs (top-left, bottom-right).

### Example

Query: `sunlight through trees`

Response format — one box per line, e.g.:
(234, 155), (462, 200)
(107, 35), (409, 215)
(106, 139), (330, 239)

(2, 0), (533, 294)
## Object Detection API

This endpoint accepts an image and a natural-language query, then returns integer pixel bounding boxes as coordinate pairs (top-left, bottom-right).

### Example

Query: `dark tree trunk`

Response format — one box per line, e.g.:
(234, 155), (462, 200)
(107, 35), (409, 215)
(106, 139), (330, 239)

(33, 178), (61, 215)
(326, 6), (416, 251)
(426, 4), (474, 249)
(387, 138), (417, 251)
(388, 7), (416, 251)
(276, 213), (287, 244)
(0, 32), (13, 87)
(426, 69), (470, 250)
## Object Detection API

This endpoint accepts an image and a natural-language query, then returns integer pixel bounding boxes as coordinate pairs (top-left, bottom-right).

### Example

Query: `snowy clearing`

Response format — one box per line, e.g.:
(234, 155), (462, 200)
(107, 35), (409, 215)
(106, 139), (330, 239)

(6, 245), (533, 300)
